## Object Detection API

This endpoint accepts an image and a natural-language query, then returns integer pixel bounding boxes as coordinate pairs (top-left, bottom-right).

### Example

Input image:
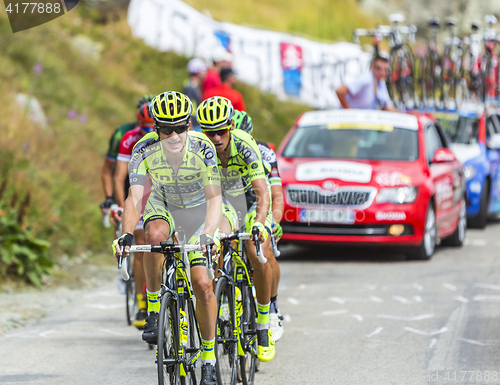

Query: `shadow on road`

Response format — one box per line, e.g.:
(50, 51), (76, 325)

(277, 243), (410, 263)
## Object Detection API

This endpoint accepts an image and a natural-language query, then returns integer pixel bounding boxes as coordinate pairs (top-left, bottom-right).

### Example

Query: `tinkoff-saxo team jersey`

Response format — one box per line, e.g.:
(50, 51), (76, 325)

(129, 131), (220, 209)
(257, 141), (281, 187)
(219, 130), (267, 199)
(105, 122), (136, 163)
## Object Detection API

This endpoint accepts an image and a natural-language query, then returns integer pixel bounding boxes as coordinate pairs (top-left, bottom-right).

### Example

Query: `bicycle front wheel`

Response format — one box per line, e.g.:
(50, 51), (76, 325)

(215, 276), (238, 385)
(158, 292), (181, 385)
(239, 284), (257, 385)
(125, 256), (137, 326)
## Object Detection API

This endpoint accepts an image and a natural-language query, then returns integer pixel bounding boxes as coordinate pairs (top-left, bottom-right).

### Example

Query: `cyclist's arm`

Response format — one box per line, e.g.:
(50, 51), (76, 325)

(203, 184), (222, 237)
(251, 177), (270, 226)
(122, 185), (143, 235)
(113, 159), (128, 207)
(335, 85), (351, 109)
(101, 158), (114, 198)
(271, 184), (284, 223)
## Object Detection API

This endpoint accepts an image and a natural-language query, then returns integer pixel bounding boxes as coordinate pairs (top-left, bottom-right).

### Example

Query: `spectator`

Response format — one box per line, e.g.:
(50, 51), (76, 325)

(182, 58), (207, 131)
(335, 52), (398, 111)
(202, 46), (232, 95)
(203, 68), (246, 111)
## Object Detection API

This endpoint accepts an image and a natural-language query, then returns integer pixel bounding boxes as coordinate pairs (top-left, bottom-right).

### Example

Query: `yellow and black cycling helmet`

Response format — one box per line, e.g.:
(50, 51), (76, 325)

(196, 97), (234, 130)
(150, 91), (193, 125)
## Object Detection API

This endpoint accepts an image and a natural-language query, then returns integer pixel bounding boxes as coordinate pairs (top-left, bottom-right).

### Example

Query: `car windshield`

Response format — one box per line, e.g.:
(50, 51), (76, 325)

(438, 116), (479, 144)
(282, 125), (418, 161)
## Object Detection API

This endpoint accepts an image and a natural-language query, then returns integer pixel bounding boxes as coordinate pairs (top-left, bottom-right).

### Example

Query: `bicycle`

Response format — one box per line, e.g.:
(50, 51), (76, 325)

(352, 13), (417, 110)
(441, 17), (465, 110)
(460, 21), (484, 103)
(417, 17), (441, 109)
(479, 15), (500, 107)
(119, 231), (214, 385)
(214, 226), (266, 385)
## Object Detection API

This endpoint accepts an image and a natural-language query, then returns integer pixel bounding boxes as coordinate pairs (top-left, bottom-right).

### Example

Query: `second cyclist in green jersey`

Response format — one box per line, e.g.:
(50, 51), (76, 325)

(197, 96), (276, 363)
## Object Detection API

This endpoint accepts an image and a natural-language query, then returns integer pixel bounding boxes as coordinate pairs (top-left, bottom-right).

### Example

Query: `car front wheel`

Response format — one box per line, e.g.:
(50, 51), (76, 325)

(442, 198), (467, 247)
(408, 202), (437, 260)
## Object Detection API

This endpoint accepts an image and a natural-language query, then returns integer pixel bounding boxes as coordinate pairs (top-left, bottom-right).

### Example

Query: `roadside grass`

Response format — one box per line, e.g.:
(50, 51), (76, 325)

(184, 0), (379, 42)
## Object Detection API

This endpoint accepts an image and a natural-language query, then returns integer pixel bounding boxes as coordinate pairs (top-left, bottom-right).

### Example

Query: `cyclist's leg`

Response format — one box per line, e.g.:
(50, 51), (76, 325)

(264, 240), (283, 341)
(142, 195), (174, 342)
(244, 205), (275, 362)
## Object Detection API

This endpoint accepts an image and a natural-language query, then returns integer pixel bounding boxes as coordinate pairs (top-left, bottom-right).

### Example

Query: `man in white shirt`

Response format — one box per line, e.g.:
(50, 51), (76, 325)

(336, 53), (398, 111)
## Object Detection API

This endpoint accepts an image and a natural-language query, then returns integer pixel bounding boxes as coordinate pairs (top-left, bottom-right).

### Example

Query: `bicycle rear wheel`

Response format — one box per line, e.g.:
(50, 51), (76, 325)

(158, 292), (181, 385)
(239, 284), (257, 385)
(215, 277), (238, 385)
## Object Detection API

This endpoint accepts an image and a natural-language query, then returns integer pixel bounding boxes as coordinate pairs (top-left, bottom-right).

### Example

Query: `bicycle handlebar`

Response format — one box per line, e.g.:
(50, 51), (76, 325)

(127, 243), (215, 280)
(251, 226), (267, 264)
(118, 247), (130, 281)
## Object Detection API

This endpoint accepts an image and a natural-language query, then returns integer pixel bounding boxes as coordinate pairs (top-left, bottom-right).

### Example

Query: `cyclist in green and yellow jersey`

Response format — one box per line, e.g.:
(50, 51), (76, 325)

(113, 91), (222, 385)
(233, 110), (285, 342)
(197, 97), (276, 363)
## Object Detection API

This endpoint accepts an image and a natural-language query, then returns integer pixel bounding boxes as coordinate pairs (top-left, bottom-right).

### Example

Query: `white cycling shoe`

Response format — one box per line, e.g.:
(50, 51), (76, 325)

(269, 310), (284, 341)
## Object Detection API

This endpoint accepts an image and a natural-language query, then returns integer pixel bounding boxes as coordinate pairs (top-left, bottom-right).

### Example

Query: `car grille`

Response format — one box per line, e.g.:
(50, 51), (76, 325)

(287, 186), (375, 207)
(282, 223), (414, 236)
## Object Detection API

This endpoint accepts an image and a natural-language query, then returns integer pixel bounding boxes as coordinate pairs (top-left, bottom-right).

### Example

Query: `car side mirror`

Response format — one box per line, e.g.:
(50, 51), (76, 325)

(487, 133), (500, 149)
(431, 148), (457, 163)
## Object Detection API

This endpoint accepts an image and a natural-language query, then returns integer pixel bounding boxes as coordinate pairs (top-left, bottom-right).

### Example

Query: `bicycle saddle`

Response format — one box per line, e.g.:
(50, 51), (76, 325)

(389, 12), (406, 24)
(428, 17), (440, 28)
(445, 17), (457, 27)
(471, 22), (481, 31)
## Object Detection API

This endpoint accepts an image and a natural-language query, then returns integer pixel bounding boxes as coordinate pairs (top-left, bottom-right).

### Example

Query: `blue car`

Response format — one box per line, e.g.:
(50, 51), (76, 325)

(434, 106), (500, 228)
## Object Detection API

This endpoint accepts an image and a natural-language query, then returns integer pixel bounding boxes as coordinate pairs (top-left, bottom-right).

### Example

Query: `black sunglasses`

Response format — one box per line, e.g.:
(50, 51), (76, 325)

(155, 123), (190, 135)
(202, 128), (230, 137)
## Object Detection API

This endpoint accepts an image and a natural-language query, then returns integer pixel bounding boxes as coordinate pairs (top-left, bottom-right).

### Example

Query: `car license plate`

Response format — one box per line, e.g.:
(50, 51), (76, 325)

(299, 208), (355, 224)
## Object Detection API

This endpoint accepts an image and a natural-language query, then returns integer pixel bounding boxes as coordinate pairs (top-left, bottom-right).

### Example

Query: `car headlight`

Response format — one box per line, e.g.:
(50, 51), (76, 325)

(464, 165), (476, 181)
(376, 187), (418, 204)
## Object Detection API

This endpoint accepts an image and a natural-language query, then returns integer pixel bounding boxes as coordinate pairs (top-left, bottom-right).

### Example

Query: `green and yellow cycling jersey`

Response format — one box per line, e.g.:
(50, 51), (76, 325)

(219, 130), (267, 198)
(129, 131), (220, 209)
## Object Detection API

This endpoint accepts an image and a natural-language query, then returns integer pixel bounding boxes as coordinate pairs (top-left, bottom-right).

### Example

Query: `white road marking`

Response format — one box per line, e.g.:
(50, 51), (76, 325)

(465, 239), (487, 246)
(429, 338), (438, 349)
(283, 314), (291, 323)
(392, 296), (410, 304)
(454, 296), (469, 303)
(377, 314), (434, 321)
(287, 297), (300, 305)
(352, 314), (363, 322)
(459, 338), (489, 346)
(382, 284), (422, 291)
(475, 283), (500, 291)
(370, 296), (384, 303)
(473, 295), (500, 302)
(84, 290), (122, 298)
(321, 310), (348, 316)
(85, 303), (125, 310)
(413, 283), (424, 292)
(404, 327), (448, 336)
(412, 296), (423, 303)
(359, 284), (377, 291)
(471, 239), (487, 246)
(39, 330), (56, 338)
(366, 327), (383, 338)
(328, 297), (345, 304)
(442, 283), (457, 291)
(99, 328), (126, 337)
(299, 284), (307, 290)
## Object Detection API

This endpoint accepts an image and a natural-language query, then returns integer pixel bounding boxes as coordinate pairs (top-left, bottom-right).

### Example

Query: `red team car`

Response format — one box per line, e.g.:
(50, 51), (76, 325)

(277, 109), (467, 259)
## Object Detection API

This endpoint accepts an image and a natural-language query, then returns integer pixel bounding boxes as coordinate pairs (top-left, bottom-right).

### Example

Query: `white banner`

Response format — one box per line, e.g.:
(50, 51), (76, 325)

(127, 0), (372, 109)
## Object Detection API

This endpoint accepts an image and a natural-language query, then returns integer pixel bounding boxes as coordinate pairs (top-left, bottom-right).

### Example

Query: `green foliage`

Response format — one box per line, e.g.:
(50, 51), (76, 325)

(0, 209), (53, 287)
